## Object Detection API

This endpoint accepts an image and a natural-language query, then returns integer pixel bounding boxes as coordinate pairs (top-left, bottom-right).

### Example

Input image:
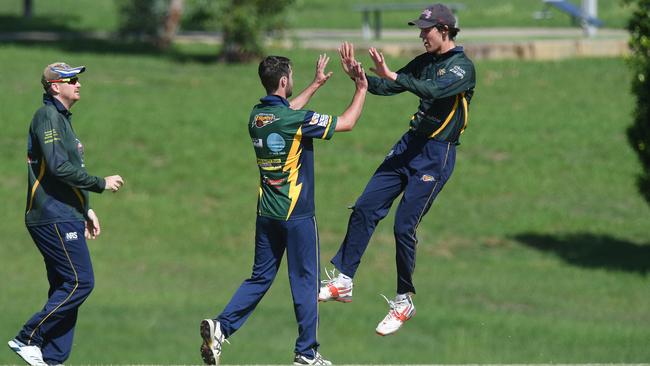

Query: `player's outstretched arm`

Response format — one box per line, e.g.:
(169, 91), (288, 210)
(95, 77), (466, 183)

(369, 47), (398, 81)
(335, 62), (368, 132)
(289, 54), (333, 110)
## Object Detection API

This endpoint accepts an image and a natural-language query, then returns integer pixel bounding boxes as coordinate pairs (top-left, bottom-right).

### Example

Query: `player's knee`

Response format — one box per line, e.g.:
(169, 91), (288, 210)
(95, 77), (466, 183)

(394, 224), (416, 244)
(351, 199), (377, 218)
(76, 275), (95, 298)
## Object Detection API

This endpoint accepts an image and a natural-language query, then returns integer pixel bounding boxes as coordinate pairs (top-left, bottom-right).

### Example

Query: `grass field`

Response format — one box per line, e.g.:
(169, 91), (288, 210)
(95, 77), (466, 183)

(0, 0), (635, 32)
(0, 41), (649, 364)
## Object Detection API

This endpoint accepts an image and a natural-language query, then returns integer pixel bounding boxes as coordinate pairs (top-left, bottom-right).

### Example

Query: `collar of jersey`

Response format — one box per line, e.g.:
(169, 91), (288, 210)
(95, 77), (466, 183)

(260, 94), (290, 107)
(43, 93), (72, 118)
(432, 46), (464, 61)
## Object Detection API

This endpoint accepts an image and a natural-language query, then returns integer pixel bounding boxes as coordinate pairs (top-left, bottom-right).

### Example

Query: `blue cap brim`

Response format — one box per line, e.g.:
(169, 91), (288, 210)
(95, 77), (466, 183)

(52, 65), (86, 78)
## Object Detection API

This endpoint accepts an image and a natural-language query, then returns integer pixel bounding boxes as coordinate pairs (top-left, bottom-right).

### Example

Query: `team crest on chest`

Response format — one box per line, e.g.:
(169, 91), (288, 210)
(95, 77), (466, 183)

(253, 113), (279, 128)
(437, 68), (446, 77)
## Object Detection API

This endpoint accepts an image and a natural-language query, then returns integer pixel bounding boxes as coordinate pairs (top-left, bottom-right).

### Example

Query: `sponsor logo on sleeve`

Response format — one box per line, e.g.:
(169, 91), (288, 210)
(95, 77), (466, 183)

(43, 129), (60, 144)
(309, 113), (331, 127)
(252, 138), (263, 148)
(449, 66), (466, 79)
(253, 113), (279, 128)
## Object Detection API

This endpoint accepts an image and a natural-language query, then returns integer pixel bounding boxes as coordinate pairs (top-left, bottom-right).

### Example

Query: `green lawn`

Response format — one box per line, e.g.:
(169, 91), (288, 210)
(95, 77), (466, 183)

(0, 43), (648, 364)
(0, 0), (634, 32)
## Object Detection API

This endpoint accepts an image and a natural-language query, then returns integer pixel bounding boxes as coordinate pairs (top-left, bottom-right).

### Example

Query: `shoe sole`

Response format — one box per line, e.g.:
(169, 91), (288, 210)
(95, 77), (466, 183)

(318, 297), (352, 303)
(200, 320), (217, 365)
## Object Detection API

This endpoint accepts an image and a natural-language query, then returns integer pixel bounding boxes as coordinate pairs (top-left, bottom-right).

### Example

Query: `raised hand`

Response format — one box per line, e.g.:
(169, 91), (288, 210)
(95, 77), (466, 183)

(338, 41), (357, 78)
(314, 53), (333, 86)
(349, 61), (368, 91)
(369, 47), (397, 81)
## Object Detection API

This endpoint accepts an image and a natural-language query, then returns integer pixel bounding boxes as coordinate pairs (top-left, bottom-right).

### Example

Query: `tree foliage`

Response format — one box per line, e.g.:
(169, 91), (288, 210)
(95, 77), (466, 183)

(117, 0), (167, 39)
(625, 0), (650, 205)
(116, 0), (183, 49)
(218, 0), (293, 63)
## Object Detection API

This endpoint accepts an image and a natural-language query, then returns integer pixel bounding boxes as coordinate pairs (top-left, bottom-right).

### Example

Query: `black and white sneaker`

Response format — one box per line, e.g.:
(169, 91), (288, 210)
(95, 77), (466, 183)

(293, 351), (332, 365)
(200, 319), (227, 365)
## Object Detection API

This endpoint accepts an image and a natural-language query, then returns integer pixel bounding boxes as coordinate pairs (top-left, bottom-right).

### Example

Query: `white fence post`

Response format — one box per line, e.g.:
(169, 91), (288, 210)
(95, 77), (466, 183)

(582, 0), (598, 37)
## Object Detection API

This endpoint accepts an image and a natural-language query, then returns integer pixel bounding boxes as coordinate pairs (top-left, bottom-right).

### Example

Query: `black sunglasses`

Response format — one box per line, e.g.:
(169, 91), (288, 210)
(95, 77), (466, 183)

(48, 77), (79, 85)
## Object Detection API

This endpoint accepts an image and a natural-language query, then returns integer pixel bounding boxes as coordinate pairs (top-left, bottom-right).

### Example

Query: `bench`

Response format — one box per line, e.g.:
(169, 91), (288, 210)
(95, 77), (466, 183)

(353, 3), (466, 40)
(536, 0), (604, 27)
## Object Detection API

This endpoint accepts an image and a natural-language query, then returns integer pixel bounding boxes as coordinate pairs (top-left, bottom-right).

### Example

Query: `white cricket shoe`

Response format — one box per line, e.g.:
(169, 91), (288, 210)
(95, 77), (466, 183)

(293, 351), (332, 365)
(318, 269), (353, 302)
(7, 338), (47, 366)
(200, 319), (228, 365)
(375, 294), (416, 336)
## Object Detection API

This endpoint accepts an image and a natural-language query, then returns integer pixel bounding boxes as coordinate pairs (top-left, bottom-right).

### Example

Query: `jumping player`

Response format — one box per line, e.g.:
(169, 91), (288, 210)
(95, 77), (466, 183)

(200, 53), (367, 365)
(319, 4), (477, 336)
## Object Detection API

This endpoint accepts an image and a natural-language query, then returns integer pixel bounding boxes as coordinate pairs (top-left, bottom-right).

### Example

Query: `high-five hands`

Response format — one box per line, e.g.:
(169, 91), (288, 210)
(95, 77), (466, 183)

(369, 47), (398, 81)
(314, 53), (333, 86)
(349, 61), (368, 90)
(338, 41), (357, 78)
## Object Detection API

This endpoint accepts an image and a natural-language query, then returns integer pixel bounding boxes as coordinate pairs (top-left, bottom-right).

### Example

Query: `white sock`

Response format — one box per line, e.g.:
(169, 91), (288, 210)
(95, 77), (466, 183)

(395, 293), (409, 301)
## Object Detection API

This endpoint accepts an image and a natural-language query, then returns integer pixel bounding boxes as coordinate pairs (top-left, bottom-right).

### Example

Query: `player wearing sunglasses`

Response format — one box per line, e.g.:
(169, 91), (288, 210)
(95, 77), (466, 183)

(8, 62), (124, 366)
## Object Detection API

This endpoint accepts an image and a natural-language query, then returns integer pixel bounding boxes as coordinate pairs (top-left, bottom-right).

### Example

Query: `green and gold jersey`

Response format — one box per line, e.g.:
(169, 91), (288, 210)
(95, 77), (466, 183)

(249, 95), (337, 221)
(367, 46), (476, 143)
(25, 95), (105, 226)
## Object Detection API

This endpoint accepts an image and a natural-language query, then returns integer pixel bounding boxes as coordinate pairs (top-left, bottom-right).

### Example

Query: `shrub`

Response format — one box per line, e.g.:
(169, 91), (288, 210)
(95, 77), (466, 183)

(625, 0), (650, 205)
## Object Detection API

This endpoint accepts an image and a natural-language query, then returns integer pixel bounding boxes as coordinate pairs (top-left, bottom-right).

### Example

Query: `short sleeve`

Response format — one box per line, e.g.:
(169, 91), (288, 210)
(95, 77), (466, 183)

(300, 111), (338, 140)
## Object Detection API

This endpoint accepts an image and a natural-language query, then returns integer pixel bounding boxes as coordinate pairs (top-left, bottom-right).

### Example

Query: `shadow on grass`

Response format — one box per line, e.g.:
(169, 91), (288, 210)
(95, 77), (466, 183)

(0, 15), (79, 32)
(512, 233), (650, 275)
(1, 38), (221, 64)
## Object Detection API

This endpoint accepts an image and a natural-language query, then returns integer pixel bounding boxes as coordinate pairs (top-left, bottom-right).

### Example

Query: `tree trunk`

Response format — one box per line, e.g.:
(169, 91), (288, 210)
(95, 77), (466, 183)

(159, 0), (184, 49)
(23, 0), (33, 19)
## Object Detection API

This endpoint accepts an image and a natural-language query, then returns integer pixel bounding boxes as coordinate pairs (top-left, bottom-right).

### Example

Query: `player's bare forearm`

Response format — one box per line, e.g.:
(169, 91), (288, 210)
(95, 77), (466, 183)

(289, 82), (321, 110)
(335, 62), (368, 132)
(335, 88), (367, 132)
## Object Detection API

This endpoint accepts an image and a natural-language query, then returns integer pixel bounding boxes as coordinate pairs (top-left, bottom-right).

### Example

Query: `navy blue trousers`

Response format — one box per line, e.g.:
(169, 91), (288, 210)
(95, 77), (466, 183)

(17, 221), (94, 365)
(217, 215), (321, 358)
(332, 132), (456, 294)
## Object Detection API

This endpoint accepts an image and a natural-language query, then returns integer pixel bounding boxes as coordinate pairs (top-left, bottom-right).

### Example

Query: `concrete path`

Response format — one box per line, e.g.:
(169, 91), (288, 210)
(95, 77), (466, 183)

(1, 27), (630, 60)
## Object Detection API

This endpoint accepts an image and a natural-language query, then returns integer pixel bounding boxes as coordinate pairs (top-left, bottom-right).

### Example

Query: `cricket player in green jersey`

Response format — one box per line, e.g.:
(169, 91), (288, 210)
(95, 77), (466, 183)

(201, 53), (368, 365)
(8, 62), (123, 366)
(320, 3), (477, 337)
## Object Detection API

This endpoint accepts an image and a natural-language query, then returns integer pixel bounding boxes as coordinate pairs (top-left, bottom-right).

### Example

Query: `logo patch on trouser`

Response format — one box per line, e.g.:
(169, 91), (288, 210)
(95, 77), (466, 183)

(65, 232), (78, 241)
